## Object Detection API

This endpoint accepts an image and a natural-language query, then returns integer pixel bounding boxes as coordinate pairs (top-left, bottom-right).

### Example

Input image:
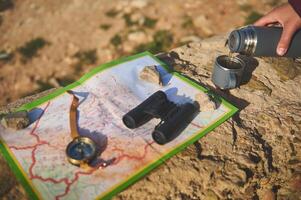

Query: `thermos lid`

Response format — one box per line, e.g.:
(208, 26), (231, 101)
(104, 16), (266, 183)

(228, 30), (245, 53)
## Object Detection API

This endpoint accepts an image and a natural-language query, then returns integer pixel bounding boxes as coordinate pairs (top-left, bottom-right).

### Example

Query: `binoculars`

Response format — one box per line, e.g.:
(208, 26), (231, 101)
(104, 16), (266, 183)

(122, 91), (199, 145)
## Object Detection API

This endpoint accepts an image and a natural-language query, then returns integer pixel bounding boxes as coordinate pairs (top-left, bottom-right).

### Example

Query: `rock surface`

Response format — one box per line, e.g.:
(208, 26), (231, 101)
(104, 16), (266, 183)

(194, 92), (217, 112)
(1, 35), (301, 199)
(0, 111), (29, 130)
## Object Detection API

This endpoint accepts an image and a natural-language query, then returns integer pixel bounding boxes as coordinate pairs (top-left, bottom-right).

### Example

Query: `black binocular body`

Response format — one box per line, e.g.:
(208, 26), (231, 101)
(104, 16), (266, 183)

(122, 91), (199, 145)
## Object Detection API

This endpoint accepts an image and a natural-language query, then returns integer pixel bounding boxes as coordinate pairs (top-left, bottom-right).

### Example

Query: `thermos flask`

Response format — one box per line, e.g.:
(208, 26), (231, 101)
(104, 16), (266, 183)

(228, 25), (301, 58)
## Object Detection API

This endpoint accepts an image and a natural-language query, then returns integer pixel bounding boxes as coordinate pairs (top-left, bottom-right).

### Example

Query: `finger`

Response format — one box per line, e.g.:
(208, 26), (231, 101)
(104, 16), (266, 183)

(254, 15), (277, 26)
(277, 24), (298, 56)
(267, 22), (282, 27)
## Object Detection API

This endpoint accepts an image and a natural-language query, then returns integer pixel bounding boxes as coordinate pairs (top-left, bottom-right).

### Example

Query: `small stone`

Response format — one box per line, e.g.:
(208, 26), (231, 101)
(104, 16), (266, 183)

(64, 56), (75, 65)
(1, 111), (30, 130)
(130, 13), (145, 25)
(128, 31), (148, 44)
(48, 78), (60, 88)
(130, 0), (149, 9)
(0, 52), (11, 60)
(67, 42), (79, 56)
(122, 6), (133, 14)
(139, 65), (162, 85)
(193, 15), (213, 36)
(195, 93), (216, 112)
(97, 48), (113, 61)
(121, 41), (135, 53)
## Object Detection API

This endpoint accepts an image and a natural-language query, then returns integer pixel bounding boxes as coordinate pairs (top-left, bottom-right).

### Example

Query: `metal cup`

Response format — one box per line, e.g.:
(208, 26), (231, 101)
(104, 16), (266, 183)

(211, 55), (245, 89)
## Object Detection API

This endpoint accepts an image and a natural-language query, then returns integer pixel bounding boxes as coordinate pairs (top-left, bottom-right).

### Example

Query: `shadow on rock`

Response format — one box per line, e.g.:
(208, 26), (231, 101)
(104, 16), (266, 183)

(157, 51), (206, 77)
(237, 55), (259, 86)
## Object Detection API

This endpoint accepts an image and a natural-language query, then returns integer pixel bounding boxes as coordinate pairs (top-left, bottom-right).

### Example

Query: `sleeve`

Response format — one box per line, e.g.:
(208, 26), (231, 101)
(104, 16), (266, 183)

(289, 0), (301, 18)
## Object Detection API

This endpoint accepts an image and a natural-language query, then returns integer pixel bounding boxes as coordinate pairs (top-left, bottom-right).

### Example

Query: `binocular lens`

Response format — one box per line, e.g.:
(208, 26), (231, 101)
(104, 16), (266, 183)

(152, 103), (199, 145)
(152, 130), (167, 145)
(122, 115), (136, 129)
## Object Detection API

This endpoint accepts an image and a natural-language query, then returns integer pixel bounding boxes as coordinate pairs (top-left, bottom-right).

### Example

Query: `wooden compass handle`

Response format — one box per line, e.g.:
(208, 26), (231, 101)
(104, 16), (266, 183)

(68, 91), (80, 139)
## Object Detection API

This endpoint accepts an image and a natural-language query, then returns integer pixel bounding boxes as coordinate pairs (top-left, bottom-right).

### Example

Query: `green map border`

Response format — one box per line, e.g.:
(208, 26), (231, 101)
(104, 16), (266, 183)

(0, 51), (238, 200)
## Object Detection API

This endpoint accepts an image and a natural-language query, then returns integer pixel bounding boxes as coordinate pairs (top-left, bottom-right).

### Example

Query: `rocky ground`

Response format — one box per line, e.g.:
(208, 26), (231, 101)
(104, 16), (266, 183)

(0, 0), (284, 105)
(2, 0), (301, 200)
(1, 35), (301, 200)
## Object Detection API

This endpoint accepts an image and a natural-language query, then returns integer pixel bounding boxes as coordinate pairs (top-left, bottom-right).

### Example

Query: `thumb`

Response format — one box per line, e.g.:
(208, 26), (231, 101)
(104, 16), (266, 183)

(277, 24), (297, 56)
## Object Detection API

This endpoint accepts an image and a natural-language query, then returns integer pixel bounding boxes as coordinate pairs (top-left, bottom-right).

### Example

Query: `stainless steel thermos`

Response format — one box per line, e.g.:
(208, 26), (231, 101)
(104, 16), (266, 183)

(228, 25), (301, 58)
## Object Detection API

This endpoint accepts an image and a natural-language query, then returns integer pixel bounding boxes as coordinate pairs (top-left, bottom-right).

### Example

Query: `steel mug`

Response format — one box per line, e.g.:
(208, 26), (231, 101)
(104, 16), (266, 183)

(211, 55), (245, 89)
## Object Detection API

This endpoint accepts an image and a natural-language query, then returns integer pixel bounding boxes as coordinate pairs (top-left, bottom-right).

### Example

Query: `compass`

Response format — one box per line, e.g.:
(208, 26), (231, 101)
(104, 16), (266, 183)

(66, 91), (98, 166)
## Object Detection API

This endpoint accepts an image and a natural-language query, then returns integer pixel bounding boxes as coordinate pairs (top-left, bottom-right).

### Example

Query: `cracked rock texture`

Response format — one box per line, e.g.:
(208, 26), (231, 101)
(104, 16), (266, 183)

(1, 36), (301, 199)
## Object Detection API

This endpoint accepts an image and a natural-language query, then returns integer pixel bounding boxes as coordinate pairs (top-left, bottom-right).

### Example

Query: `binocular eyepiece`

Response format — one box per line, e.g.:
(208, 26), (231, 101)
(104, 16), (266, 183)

(122, 91), (199, 145)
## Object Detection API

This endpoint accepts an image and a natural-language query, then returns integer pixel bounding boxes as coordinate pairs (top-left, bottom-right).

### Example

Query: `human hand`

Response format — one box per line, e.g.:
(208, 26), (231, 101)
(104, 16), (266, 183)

(254, 3), (301, 56)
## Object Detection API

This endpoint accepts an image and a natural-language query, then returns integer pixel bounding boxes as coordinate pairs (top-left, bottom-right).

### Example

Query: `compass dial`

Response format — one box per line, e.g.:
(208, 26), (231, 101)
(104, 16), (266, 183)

(66, 136), (97, 166)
